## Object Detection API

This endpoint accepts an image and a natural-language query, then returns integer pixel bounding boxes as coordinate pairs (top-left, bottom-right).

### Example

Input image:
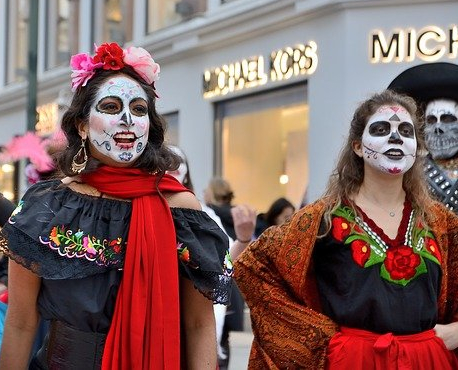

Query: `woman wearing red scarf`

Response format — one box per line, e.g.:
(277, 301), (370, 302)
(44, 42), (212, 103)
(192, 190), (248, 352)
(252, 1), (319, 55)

(0, 43), (232, 370)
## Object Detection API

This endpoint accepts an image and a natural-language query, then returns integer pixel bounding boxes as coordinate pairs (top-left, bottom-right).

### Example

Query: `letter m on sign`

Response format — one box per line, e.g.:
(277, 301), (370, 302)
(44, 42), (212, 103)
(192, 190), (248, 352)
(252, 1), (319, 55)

(370, 30), (403, 63)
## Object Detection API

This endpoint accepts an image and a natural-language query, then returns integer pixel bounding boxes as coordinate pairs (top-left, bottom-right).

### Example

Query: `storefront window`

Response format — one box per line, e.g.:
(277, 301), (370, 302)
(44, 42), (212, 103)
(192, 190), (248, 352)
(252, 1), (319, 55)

(45, 0), (79, 70)
(93, 0), (132, 45)
(215, 84), (308, 211)
(0, 163), (16, 202)
(147, 0), (206, 33)
(6, 0), (28, 84)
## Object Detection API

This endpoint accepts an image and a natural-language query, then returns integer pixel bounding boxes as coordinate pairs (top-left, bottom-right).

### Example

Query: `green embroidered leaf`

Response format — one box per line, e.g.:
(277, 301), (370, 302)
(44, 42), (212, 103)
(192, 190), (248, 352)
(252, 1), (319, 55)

(364, 251), (385, 268)
(345, 234), (372, 244)
(420, 250), (440, 265)
(333, 206), (356, 221)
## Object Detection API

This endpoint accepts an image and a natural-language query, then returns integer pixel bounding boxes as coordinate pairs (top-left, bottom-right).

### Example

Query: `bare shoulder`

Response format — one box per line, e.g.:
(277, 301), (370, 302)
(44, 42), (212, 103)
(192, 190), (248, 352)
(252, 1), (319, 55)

(164, 191), (201, 210)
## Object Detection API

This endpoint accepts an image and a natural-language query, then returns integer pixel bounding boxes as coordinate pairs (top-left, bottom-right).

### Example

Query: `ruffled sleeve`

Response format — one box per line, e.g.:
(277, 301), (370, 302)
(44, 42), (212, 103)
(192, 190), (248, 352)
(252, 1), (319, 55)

(0, 180), (130, 279)
(171, 207), (232, 305)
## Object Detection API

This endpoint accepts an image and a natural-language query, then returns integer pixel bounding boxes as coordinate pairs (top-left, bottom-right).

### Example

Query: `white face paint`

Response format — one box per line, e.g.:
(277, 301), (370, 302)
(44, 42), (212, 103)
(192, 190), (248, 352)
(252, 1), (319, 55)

(88, 76), (149, 164)
(166, 146), (188, 184)
(361, 105), (417, 175)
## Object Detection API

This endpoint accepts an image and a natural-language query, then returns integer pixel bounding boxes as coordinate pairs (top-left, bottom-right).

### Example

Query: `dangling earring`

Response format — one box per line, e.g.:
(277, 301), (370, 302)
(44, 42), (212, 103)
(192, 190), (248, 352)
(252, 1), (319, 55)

(71, 137), (88, 174)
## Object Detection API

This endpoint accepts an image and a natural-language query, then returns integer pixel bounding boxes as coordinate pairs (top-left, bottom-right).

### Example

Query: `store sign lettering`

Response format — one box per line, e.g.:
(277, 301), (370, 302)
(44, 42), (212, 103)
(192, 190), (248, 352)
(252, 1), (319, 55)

(203, 41), (318, 98)
(370, 25), (458, 63)
(270, 42), (318, 81)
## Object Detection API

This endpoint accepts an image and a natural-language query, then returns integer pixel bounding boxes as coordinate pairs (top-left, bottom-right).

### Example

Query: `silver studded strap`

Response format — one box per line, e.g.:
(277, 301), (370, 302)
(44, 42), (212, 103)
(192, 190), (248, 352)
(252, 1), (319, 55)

(425, 156), (458, 212)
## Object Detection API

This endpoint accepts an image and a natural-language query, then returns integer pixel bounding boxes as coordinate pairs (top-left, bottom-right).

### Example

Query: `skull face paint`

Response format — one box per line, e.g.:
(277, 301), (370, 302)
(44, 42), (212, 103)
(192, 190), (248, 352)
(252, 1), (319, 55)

(361, 105), (417, 175)
(424, 99), (458, 160)
(88, 76), (149, 164)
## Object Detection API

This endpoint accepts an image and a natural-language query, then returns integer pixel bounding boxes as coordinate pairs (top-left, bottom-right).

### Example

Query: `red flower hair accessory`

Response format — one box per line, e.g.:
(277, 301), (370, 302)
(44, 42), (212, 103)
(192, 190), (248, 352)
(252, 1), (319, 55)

(70, 43), (160, 92)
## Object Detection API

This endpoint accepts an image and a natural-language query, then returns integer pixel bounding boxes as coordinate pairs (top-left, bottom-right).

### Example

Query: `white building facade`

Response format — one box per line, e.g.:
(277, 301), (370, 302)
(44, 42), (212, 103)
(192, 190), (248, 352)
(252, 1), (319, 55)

(0, 0), (457, 211)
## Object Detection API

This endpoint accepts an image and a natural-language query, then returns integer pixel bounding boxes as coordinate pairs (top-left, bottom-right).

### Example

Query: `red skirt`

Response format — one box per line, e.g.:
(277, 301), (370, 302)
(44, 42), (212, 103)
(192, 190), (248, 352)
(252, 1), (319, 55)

(326, 327), (458, 370)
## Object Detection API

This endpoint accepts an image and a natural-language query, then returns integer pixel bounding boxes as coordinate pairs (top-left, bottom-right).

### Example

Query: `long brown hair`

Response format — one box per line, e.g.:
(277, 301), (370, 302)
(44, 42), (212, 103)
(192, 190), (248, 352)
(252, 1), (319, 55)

(320, 89), (431, 235)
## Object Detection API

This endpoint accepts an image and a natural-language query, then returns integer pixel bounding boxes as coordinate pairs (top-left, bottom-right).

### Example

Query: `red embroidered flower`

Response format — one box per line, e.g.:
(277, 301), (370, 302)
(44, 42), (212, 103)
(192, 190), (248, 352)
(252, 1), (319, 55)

(331, 217), (351, 241)
(50, 226), (60, 246)
(180, 248), (190, 263)
(350, 239), (370, 267)
(384, 245), (420, 280)
(93, 43), (125, 70)
(110, 238), (123, 254)
(424, 237), (441, 263)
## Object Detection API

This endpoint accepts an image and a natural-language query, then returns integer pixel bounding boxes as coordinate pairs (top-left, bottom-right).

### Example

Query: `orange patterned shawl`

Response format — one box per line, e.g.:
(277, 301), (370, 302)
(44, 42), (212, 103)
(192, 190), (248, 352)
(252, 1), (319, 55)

(234, 199), (458, 369)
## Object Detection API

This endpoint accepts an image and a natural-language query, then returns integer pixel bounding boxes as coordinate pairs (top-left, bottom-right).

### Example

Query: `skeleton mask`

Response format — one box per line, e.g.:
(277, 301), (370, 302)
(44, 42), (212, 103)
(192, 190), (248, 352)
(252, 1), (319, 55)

(424, 99), (458, 160)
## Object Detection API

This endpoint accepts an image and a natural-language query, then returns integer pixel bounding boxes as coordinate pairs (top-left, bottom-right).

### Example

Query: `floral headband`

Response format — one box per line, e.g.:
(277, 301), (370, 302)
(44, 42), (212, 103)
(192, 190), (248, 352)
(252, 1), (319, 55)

(70, 42), (160, 93)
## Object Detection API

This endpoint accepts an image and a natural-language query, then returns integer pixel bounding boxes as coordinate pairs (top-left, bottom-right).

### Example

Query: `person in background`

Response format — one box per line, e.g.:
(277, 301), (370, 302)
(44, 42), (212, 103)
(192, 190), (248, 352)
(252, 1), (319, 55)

(0, 42), (232, 370)
(255, 197), (295, 238)
(204, 177), (237, 240)
(203, 176), (254, 370)
(234, 90), (458, 369)
(167, 147), (255, 370)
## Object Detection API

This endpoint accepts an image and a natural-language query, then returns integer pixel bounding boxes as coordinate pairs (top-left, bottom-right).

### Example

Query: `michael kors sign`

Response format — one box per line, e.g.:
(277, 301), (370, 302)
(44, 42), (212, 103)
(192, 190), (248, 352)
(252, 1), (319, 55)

(370, 25), (458, 63)
(203, 41), (318, 98)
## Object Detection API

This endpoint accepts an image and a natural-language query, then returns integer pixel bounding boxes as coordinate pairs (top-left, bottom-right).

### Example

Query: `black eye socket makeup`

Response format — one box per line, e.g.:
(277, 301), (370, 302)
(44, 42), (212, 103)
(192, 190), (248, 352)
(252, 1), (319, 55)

(96, 96), (123, 115)
(368, 121), (390, 136)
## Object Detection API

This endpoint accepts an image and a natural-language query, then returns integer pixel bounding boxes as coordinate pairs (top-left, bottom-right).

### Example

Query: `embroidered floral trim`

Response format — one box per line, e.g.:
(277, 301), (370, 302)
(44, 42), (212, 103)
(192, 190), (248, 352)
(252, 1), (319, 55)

(332, 205), (440, 286)
(177, 242), (198, 269)
(39, 226), (124, 267)
(177, 242), (233, 276)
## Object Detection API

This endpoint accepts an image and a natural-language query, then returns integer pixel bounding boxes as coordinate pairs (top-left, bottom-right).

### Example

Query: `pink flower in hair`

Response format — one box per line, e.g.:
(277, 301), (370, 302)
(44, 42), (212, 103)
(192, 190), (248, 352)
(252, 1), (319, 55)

(69, 43), (161, 94)
(70, 53), (103, 91)
(123, 46), (160, 85)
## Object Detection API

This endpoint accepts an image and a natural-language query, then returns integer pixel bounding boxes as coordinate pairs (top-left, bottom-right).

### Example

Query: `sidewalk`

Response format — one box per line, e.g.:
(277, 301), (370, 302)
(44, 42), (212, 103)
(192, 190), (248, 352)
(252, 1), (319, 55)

(228, 330), (253, 370)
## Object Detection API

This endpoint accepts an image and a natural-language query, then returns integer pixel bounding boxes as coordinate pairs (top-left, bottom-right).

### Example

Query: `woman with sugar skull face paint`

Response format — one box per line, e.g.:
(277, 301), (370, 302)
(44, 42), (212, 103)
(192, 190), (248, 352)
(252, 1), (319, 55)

(234, 90), (458, 369)
(0, 43), (232, 370)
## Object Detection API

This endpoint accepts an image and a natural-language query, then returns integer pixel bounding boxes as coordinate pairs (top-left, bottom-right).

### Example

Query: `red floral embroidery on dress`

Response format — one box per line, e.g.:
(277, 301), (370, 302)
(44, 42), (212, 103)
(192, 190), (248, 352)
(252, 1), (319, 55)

(331, 203), (441, 286)
(384, 245), (421, 281)
(350, 239), (371, 267)
(424, 237), (442, 264)
(331, 217), (351, 241)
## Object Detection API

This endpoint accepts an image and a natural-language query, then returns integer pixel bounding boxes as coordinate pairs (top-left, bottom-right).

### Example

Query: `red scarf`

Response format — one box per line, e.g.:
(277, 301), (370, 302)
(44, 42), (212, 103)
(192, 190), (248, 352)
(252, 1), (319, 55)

(81, 166), (189, 370)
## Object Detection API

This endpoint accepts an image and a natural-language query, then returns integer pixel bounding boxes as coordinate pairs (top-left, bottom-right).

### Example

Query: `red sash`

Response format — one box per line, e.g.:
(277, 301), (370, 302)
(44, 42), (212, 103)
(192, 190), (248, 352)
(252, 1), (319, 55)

(82, 166), (189, 369)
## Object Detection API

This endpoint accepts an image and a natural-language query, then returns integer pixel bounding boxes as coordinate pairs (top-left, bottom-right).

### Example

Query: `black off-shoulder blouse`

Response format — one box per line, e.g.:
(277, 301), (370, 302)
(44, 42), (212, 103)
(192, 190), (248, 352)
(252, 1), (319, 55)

(312, 202), (442, 335)
(0, 180), (232, 333)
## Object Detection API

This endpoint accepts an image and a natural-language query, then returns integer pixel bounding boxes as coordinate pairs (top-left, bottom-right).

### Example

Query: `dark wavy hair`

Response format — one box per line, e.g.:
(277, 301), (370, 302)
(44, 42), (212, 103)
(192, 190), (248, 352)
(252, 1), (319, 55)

(58, 66), (180, 176)
(265, 197), (295, 227)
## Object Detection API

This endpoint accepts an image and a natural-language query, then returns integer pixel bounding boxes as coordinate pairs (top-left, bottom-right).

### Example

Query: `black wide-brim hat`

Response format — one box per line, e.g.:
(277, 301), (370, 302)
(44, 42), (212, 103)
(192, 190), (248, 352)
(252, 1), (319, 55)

(387, 62), (458, 106)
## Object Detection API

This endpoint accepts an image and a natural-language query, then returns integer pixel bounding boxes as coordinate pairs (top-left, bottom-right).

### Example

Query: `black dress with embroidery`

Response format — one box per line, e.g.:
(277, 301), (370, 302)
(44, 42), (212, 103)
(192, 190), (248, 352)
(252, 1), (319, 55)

(312, 202), (442, 335)
(0, 179), (232, 336)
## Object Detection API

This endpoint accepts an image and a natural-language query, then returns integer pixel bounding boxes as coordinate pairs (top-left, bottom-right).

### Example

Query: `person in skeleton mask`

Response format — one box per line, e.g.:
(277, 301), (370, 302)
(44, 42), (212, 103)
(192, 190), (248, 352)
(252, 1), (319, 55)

(388, 62), (458, 211)
(234, 90), (458, 369)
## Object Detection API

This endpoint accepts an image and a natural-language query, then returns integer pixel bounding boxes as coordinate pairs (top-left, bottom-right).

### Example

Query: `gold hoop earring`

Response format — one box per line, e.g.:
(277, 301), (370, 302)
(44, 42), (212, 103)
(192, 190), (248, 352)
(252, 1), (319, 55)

(71, 137), (88, 174)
